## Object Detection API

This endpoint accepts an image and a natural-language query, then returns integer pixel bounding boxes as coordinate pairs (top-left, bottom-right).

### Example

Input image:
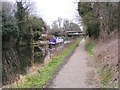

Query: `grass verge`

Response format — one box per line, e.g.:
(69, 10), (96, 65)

(100, 69), (112, 88)
(10, 39), (80, 88)
(85, 41), (94, 56)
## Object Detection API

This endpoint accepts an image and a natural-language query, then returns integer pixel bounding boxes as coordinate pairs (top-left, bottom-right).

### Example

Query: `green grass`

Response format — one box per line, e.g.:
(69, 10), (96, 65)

(100, 69), (112, 88)
(86, 41), (94, 56)
(11, 39), (80, 88)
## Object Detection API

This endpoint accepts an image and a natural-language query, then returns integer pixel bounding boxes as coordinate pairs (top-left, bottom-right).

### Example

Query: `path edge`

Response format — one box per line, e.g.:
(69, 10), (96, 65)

(43, 44), (79, 88)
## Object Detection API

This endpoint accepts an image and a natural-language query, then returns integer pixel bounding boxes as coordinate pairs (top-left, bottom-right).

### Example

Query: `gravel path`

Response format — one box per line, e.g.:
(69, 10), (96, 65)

(48, 38), (94, 88)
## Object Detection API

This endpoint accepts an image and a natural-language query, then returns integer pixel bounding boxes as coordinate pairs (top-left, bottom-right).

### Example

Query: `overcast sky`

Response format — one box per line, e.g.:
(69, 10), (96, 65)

(7, 0), (80, 25)
(33, 0), (79, 25)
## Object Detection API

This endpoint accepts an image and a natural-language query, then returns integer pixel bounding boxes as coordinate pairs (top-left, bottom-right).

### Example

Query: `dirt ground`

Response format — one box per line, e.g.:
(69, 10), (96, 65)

(94, 38), (118, 88)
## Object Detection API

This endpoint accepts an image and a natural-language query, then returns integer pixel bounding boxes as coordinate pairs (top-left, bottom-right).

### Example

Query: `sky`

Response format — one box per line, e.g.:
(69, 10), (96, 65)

(6, 0), (83, 30)
(5, 0), (119, 30)
(7, 0), (80, 25)
(33, 0), (80, 25)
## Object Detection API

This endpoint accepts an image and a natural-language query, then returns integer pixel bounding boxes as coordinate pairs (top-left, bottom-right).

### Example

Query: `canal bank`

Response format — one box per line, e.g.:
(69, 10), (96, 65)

(3, 39), (80, 88)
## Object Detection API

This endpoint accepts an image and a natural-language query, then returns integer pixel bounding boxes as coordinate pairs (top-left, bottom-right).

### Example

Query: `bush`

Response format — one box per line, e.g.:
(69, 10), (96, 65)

(86, 19), (100, 38)
(78, 2), (100, 39)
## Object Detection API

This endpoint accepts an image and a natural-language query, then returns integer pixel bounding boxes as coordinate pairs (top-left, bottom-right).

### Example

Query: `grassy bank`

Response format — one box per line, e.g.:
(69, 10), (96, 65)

(85, 41), (94, 56)
(100, 69), (112, 87)
(10, 39), (80, 88)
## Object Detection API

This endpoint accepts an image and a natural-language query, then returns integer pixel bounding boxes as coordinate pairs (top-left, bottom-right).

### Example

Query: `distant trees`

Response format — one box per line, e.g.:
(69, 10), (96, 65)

(57, 17), (62, 28)
(63, 19), (71, 31)
(49, 18), (81, 36)
(63, 19), (80, 31)
(50, 17), (63, 36)
(52, 21), (59, 30)
(51, 17), (62, 29)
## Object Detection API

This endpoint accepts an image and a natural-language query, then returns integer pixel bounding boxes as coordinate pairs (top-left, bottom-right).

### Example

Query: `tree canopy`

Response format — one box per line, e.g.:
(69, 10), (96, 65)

(2, 1), (45, 47)
(77, 2), (118, 40)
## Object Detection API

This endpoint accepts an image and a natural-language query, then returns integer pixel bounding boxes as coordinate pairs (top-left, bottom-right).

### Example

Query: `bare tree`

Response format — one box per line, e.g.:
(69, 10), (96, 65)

(57, 17), (62, 28)
(52, 21), (59, 29)
(63, 19), (71, 31)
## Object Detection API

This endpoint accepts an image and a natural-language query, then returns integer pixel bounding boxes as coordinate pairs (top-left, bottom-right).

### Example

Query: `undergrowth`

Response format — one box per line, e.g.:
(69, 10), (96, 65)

(10, 39), (80, 88)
